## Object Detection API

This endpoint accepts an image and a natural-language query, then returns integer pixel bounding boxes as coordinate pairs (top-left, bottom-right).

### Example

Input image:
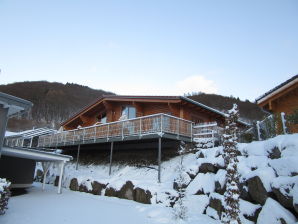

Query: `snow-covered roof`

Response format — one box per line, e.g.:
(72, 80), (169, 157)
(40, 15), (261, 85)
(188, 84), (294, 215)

(5, 128), (57, 139)
(1, 146), (72, 162)
(256, 74), (298, 104)
(0, 92), (33, 117)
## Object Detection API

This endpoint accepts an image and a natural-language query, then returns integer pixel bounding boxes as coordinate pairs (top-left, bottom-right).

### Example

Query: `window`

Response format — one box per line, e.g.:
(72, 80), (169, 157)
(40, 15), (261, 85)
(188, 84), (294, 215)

(99, 113), (107, 123)
(121, 106), (136, 119)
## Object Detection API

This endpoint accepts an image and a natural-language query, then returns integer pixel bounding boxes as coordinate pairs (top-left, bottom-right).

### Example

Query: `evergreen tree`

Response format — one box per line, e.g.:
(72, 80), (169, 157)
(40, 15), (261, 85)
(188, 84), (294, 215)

(221, 104), (241, 224)
(173, 141), (188, 221)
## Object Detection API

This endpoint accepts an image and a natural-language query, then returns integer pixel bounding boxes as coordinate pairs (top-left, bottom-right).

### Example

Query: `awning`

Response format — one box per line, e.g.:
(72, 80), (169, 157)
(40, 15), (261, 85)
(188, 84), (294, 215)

(1, 146), (73, 193)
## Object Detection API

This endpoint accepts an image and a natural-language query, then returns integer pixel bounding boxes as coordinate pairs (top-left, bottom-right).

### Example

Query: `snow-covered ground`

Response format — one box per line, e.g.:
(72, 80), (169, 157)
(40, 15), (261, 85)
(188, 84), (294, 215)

(2, 134), (298, 223)
(0, 183), (218, 224)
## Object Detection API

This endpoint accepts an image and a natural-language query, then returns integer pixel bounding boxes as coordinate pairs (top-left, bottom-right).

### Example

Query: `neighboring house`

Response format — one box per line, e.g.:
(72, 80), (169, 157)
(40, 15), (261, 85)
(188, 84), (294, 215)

(256, 74), (298, 132)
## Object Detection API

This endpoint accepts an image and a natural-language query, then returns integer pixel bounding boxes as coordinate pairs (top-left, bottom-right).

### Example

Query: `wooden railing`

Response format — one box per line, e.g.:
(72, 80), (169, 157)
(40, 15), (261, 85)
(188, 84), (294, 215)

(38, 113), (193, 147)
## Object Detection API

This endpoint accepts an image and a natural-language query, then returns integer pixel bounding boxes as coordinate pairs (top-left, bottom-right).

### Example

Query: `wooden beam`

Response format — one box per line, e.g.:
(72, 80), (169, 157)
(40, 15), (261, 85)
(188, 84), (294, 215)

(109, 142), (114, 176)
(158, 138), (162, 183)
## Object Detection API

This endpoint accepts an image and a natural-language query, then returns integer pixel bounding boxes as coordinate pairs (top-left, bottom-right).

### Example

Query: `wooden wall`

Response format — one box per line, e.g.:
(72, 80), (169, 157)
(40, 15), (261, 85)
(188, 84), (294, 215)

(63, 100), (224, 130)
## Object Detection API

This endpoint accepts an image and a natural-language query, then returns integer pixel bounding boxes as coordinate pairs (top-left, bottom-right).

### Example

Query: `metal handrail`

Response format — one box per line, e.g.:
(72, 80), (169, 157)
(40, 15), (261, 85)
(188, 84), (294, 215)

(38, 113), (193, 147)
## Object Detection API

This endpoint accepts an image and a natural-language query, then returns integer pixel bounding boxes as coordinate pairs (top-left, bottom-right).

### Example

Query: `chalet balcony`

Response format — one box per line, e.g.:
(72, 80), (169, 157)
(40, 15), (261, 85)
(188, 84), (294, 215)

(38, 113), (194, 148)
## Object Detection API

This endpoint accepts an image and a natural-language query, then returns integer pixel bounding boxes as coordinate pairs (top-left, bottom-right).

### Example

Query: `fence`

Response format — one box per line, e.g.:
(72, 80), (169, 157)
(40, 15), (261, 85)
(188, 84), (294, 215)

(193, 122), (224, 147)
(245, 112), (288, 141)
(38, 113), (193, 148)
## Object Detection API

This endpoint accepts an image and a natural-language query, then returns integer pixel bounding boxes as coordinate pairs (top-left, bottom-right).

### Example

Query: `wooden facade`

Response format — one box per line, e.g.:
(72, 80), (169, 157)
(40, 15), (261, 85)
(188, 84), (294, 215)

(256, 75), (298, 133)
(61, 96), (227, 131)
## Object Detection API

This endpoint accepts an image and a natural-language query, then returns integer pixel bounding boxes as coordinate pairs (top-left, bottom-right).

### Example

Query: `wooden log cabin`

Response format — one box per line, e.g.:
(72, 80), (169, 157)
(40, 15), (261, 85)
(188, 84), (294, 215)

(38, 95), (248, 181)
(61, 95), (228, 130)
(39, 95), (248, 149)
(256, 75), (298, 133)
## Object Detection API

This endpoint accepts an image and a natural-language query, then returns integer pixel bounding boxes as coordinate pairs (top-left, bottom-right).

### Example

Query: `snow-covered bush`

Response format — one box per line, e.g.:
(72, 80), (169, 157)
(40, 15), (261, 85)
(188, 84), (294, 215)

(0, 178), (11, 215)
(173, 141), (188, 221)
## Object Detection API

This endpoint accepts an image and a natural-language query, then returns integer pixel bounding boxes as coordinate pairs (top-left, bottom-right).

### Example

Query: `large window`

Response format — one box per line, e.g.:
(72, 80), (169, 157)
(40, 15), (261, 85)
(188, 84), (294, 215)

(122, 106), (136, 119)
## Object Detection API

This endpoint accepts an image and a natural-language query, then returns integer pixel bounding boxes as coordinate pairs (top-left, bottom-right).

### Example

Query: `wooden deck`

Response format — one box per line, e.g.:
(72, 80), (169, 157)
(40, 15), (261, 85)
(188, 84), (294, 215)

(38, 113), (194, 148)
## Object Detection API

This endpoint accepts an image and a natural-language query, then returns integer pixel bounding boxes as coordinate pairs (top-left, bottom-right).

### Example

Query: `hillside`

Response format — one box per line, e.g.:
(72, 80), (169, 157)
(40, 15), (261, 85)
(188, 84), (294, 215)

(188, 93), (267, 122)
(0, 81), (114, 131)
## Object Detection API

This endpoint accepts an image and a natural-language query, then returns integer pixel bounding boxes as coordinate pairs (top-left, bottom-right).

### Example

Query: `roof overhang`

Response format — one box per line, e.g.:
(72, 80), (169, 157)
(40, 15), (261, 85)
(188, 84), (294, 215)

(256, 75), (298, 105)
(1, 146), (73, 162)
(0, 92), (33, 117)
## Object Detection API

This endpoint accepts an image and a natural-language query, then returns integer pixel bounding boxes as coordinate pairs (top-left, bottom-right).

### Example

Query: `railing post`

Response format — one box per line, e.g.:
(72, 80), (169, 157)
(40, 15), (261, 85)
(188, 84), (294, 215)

(107, 124), (110, 141)
(83, 129), (86, 143)
(160, 114), (163, 133)
(281, 112), (287, 134)
(190, 122), (193, 142)
(122, 121), (124, 139)
(139, 117), (142, 137)
(177, 119), (180, 138)
(94, 126), (97, 142)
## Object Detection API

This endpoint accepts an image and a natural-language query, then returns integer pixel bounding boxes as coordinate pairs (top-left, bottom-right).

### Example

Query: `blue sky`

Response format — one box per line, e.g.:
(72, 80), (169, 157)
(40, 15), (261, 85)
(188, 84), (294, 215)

(0, 0), (297, 101)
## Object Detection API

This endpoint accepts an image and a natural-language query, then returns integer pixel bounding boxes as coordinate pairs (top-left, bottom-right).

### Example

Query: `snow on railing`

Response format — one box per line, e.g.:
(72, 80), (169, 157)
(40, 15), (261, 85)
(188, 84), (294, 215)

(38, 113), (193, 147)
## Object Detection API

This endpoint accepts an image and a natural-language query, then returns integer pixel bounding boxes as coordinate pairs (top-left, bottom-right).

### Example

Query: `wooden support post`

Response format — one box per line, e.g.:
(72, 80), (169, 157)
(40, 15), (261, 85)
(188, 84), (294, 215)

(58, 161), (65, 194)
(158, 137), (162, 183)
(76, 144), (81, 170)
(109, 142), (114, 176)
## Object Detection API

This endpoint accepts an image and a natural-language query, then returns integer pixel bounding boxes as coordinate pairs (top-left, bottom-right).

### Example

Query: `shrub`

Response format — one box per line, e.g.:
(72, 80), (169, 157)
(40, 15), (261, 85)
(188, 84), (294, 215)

(0, 178), (11, 215)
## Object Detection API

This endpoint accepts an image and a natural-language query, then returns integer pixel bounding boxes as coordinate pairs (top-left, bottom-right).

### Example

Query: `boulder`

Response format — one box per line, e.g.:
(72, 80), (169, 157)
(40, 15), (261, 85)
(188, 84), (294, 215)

(91, 181), (106, 195)
(268, 146), (281, 159)
(214, 181), (225, 195)
(272, 188), (293, 210)
(105, 187), (118, 197)
(247, 176), (268, 205)
(134, 187), (152, 204)
(257, 198), (297, 224)
(69, 178), (79, 191)
(239, 182), (252, 202)
(199, 163), (218, 174)
(209, 196), (223, 218)
(198, 152), (204, 158)
(118, 181), (134, 200)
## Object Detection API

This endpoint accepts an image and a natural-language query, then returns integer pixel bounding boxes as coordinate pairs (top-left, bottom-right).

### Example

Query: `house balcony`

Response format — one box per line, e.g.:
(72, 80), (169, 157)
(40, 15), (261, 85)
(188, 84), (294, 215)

(38, 113), (194, 148)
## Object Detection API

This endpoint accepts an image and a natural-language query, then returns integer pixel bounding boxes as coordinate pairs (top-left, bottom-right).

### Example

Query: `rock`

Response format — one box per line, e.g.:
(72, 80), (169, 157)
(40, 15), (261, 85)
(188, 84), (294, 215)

(69, 178), (79, 191)
(118, 181), (134, 200)
(198, 152), (204, 158)
(209, 196), (223, 218)
(199, 163), (218, 174)
(272, 188), (293, 210)
(134, 187), (152, 204)
(239, 182), (252, 202)
(54, 176), (59, 187)
(257, 198), (297, 224)
(294, 203), (298, 215)
(244, 206), (262, 223)
(214, 181), (225, 195)
(105, 187), (118, 197)
(91, 181), (106, 195)
(247, 176), (268, 205)
(268, 146), (281, 159)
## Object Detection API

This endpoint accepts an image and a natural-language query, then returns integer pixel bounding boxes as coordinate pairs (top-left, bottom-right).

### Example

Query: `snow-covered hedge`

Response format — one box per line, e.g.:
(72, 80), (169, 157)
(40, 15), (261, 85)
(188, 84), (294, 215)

(0, 178), (11, 215)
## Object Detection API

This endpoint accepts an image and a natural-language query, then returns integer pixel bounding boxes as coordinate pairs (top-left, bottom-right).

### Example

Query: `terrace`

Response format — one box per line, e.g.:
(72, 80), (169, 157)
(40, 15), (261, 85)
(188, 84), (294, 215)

(38, 113), (194, 148)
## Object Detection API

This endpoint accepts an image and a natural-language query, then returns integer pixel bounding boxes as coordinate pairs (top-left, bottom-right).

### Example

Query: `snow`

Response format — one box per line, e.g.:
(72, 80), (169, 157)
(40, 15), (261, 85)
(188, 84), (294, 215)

(5, 133), (298, 223)
(186, 173), (215, 194)
(257, 198), (297, 224)
(0, 183), (220, 224)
